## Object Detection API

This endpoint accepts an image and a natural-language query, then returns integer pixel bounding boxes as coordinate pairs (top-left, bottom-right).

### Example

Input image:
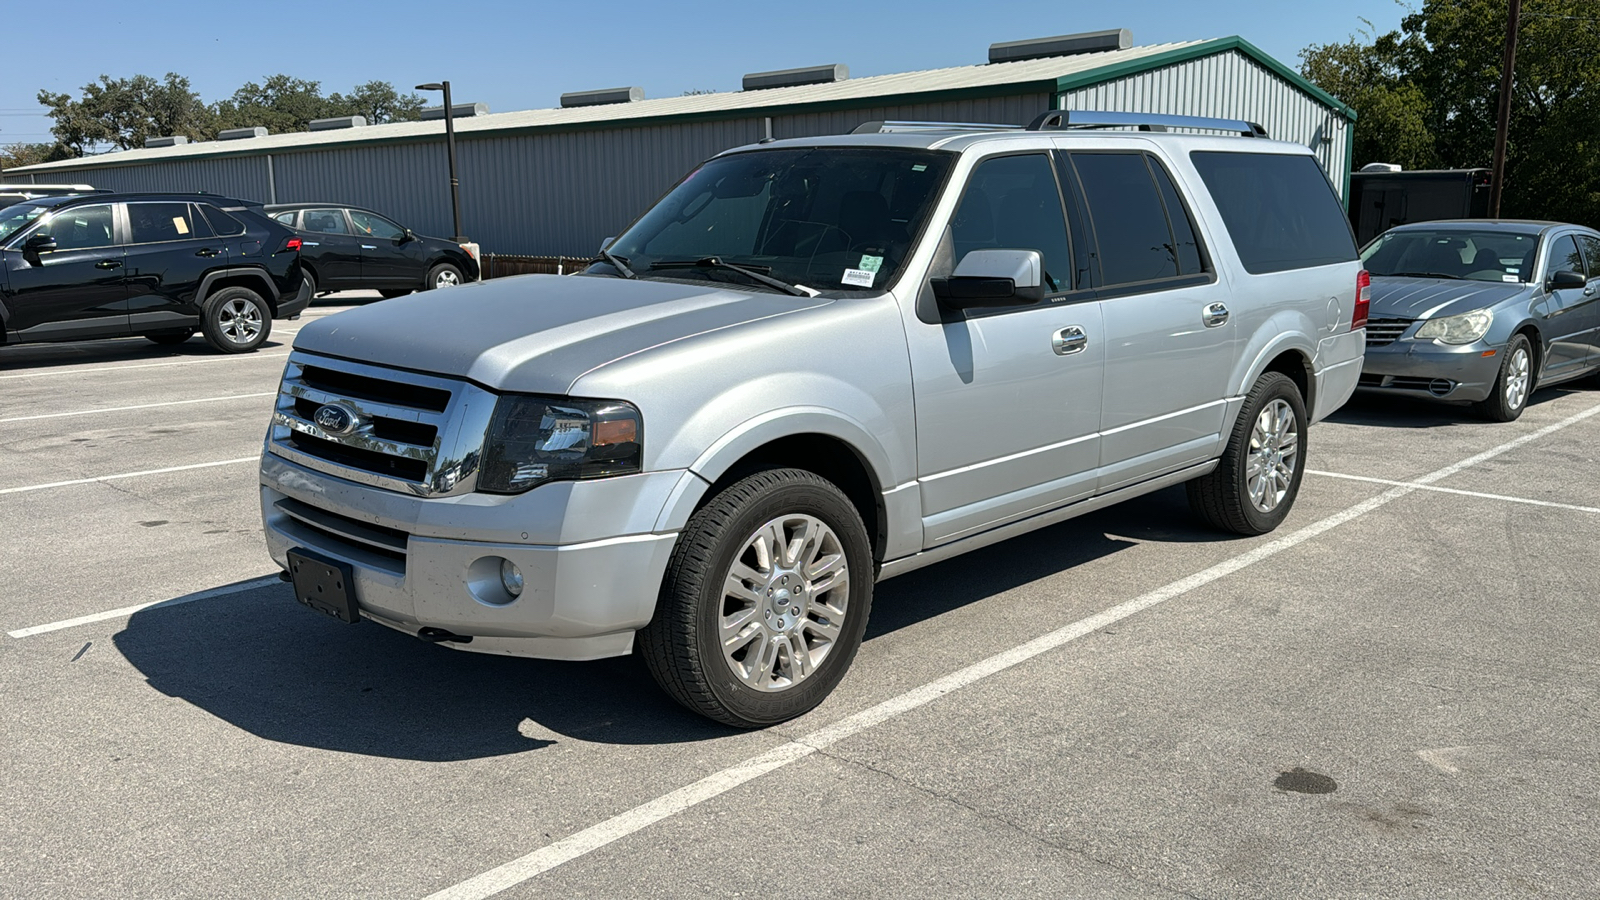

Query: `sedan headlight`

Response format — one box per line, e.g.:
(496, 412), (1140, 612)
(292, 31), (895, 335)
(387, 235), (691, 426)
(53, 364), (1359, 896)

(479, 395), (642, 494)
(1414, 309), (1494, 345)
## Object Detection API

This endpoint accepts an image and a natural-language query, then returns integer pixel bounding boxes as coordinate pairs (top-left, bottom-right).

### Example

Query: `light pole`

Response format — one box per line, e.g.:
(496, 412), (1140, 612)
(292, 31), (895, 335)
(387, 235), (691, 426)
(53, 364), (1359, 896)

(416, 81), (466, 242)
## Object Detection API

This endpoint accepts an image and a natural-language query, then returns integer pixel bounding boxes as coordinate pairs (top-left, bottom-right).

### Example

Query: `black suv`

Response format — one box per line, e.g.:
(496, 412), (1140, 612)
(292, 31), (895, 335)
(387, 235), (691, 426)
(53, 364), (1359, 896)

(264, 203), (479, 298)
(0, 193), (307, 353)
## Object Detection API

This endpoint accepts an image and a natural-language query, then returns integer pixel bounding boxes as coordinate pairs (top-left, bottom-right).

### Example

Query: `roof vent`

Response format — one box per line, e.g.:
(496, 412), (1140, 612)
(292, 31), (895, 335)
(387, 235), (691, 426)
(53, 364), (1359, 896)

(422, 102), (489, 120)
(742, 64), (849, 91)
(143, 135), (190, 148)
(560, 87), (644, 108)
(988, 28), (1131, 64)
(1360, 162), (1403, 173)
(218, 126), (268, 141)
(308, 115), (367, 131)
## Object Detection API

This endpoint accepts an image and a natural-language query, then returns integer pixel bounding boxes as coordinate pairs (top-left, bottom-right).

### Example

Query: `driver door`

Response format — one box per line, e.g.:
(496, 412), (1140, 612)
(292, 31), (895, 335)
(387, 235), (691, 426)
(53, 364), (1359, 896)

(1, 203), (128, 340)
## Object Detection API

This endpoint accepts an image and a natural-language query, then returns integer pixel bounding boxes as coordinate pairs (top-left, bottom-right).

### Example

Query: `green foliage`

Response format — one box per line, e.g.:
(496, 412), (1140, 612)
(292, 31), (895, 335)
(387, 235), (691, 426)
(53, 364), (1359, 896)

(1301, 0), (1600, 228)
(37, 74), (426, 158)
(1, 142), (70, 172)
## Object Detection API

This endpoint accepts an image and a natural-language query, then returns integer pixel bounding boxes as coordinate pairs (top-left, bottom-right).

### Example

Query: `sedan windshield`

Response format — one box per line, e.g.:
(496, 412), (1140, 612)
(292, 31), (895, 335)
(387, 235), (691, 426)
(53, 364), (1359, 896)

(589, 147), (954, 293)
(1363, 228), (1541, 283)
(0, 201), (52, 244)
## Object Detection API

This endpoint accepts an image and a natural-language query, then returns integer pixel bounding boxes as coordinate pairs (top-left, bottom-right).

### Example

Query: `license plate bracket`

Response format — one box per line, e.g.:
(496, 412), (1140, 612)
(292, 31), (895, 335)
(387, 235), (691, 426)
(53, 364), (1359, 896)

(286, 548), (359, 624)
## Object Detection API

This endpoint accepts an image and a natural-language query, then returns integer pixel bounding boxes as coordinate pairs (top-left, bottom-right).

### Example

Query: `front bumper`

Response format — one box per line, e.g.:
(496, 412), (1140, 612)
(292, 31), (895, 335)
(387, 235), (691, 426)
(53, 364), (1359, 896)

(260, 452), (686, 660)
(1359, 337), (1504, 403)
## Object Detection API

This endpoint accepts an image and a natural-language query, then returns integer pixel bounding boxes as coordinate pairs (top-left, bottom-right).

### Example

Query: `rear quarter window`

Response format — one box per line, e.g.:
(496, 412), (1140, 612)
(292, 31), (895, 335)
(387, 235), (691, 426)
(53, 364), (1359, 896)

(1190, 151), (1357, 274)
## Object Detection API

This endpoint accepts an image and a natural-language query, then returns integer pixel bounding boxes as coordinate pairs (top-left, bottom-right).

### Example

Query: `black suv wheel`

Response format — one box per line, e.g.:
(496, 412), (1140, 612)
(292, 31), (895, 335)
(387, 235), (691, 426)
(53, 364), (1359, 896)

(201, 287), (271, 353)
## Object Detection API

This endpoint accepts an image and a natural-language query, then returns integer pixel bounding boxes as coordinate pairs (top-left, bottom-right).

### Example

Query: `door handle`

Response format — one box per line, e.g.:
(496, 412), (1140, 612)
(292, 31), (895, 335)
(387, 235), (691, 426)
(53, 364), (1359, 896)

(1202, 302), (1230, 327)
(360, 244), (377, 250)
(1585, 286), (1595, 297)
(1051, 325), (1088, 355)
(94, 259), (123, 270)
(301, 241), (320, 247)
(195, 248), (220, 258)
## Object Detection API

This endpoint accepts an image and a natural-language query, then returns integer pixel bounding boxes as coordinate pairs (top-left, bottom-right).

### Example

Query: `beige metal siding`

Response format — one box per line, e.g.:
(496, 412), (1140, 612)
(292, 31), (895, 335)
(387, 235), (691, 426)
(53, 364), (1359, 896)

(1059, 49), (1351, 197)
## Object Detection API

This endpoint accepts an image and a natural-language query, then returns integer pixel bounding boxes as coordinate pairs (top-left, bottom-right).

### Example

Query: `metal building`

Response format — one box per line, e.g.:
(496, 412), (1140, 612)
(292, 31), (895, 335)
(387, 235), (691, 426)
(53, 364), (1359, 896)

(2, 34), (1355, 257)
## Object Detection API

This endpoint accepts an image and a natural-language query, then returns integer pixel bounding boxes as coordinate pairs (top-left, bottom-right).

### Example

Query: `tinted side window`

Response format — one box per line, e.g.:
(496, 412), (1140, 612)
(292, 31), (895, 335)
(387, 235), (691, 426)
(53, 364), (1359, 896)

(951, 154), (1074, 294)
(1070, 153), (1182, 286)
(200, 204), (247, 236)
(350, 211), (405, 240)
(1149, 161), (1205, 276)
(36, 204), (114, 250)
(1190, 151), (1358, 274)
(302, 208), (349, 235)
(1579, 235), (1600, 279)
(1545, 235), (1582, 282)
(273, 211), (297, 226)
(128, 202), (204, 244)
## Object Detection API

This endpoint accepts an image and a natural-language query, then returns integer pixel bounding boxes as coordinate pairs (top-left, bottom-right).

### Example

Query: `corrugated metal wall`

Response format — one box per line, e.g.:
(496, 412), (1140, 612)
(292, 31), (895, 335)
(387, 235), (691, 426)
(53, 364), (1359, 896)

(1059, 49), (1351, 197)
(13, 54), (1350, 255)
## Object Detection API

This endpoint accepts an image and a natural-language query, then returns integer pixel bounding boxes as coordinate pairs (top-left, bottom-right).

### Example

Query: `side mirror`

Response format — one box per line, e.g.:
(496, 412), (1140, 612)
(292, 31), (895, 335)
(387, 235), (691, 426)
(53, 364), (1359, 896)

(399, 229), (415, 243)
(22, 233), (57, 266)
(1549, 270), (1585, 290)
(599, 236), (617, 252)
(931, 249), (1046, 309)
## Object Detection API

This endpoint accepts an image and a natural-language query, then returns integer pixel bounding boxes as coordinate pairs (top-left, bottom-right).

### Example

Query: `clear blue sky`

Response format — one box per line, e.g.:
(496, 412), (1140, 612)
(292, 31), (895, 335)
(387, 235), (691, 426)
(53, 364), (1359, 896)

(0, 0), (1409, 148)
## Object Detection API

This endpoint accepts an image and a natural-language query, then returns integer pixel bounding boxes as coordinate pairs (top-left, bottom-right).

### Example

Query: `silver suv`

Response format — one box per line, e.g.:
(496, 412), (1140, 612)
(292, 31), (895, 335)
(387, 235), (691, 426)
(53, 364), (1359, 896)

(261, 112), (1367, 727)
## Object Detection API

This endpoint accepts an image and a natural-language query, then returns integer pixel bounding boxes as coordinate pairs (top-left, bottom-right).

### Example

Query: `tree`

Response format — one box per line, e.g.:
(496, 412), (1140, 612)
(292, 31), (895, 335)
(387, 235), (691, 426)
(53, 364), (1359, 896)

(213, 75), (341, 134)
(37, 73), (213, 154)
(0, 142), (69, 171)
(329, 81), (425, 125)
(1300, 0), (1600, 228)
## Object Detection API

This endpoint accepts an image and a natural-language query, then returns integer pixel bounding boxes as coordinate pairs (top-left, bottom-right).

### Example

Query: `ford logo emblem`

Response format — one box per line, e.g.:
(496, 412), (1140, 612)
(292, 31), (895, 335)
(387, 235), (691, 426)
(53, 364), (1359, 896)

(313, 403), (360, 436)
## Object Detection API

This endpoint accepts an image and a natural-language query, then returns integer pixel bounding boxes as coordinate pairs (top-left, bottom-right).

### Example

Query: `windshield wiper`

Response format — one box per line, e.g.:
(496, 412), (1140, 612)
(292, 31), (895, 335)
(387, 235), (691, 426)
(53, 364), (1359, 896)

(1387, 271), (1464, 280)
(648, 256), (812, 297)
(598, 247), (637, 279)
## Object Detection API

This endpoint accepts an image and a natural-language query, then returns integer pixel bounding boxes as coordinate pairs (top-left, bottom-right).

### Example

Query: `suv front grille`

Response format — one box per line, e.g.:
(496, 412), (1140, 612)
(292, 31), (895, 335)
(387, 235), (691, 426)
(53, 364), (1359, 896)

(267, 352), (497, 496)
(1365, 317), (1414, 347)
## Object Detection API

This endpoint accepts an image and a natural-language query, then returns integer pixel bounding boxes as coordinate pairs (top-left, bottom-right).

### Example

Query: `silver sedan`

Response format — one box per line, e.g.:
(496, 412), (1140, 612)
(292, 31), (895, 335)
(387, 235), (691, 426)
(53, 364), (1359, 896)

(1359, 220), (1600, 420)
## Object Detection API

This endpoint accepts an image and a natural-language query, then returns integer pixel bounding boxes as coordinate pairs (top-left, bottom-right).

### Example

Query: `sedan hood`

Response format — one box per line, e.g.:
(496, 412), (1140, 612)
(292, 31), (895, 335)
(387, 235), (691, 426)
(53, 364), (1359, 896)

(292, 274), (829, 394)
(1368, 276), (1533, 320)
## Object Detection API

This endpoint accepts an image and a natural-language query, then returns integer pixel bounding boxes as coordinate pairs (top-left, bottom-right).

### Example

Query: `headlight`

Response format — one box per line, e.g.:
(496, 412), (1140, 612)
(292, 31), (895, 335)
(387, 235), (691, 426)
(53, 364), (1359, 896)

(1414, 309), (1493, 344)
(478, 395), (642, 494)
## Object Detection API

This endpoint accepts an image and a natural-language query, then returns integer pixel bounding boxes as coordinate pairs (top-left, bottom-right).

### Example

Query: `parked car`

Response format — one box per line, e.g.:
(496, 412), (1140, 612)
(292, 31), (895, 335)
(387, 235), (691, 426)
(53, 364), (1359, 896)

(1358, 220), (1600, 421)
(0, 192), (306, 353)
(264, 204), (478, 298)
(260, 112), (1366, 727)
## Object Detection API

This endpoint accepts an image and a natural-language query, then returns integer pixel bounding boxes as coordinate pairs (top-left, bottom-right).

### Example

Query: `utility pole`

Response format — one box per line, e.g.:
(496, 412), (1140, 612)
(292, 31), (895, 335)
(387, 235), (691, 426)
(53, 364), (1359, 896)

(1489, 0), (1520, 218)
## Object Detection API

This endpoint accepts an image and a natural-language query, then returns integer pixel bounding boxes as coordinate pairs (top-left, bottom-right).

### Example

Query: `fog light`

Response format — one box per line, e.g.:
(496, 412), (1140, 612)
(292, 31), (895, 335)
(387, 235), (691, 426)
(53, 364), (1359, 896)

(500, 558), (524, 597)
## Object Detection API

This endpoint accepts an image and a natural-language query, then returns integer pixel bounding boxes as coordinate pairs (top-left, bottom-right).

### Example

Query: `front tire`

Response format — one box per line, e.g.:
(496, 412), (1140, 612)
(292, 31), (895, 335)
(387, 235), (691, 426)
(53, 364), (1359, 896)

(1475, 334), (1533, 422)
(425, 263), (463, 290)
(199, 287), (271, 353)
(1188, 371), (1307, 536)
(639, 468), (874, 728)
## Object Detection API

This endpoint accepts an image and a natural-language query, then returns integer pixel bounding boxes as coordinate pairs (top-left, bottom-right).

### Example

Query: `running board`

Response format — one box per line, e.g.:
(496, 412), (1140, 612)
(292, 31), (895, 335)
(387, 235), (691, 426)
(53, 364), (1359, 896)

(876, 461), (1217, 582)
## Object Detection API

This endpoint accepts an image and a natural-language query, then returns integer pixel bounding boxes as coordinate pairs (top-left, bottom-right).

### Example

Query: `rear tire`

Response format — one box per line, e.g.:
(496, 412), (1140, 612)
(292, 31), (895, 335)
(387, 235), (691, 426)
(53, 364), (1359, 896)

(144, 329), (194, 346)
(425, 263), (462, 290)
(302, 268), (318, 299)
(638, 468), (873, 728)
(199, 287), (271, 353)
(1188, 371), (1307, 536)
(1474, 334), (1533, 422)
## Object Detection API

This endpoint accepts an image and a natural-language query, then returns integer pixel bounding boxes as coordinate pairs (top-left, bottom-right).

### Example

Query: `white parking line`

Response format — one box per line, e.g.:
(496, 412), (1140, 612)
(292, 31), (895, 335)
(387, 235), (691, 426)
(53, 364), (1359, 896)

(6, 576), (282, 639)
(0, 392), (276, 424)
(0, 457), (258, 496)
(1308, 470), (1600, 515)
(424, 401), (1600, 900)
(0, 353), (288, 380)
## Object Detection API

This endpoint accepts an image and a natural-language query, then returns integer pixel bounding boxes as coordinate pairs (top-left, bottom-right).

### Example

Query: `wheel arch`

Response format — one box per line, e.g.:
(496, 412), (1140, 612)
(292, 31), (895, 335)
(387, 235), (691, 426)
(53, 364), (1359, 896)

(1231, 326), (1318, 426)
(199, 267), (278, 314)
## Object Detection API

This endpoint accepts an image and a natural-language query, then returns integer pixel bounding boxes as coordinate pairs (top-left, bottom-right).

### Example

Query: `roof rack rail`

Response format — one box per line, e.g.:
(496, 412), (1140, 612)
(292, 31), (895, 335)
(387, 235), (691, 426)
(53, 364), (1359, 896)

(1027, 110), (1269, 138)
(851, 120), (1024, 135)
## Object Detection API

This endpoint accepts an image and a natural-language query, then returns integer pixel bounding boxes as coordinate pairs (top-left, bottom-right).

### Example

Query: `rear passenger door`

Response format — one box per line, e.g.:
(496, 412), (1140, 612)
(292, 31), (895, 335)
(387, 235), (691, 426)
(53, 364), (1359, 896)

(299, 208), (362, 286)
(1539, 233), (1592, 379)
(905, 151), (1105, 547)
(124, 201), (226, 331)
(1062, 149), (1235, 491)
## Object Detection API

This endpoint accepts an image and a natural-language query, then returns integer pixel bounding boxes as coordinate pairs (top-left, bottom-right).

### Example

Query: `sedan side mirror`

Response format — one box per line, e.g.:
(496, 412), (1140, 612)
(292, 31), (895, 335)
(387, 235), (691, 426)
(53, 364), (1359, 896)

(1549, 269), (1585, 290)
(22, 233), (57, 267)
(399, 229), (415, 244)
(931, 248), (1047, 309)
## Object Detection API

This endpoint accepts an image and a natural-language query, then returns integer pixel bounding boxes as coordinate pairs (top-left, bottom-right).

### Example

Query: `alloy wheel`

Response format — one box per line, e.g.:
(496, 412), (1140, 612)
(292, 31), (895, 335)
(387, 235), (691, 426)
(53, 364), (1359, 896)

(435, 270), (460, 288)
(1245, 398), (1299, 513)
(219, 298), (262, 344)
(1505, 346), (1530, 410)
(718, 514), (849, 692)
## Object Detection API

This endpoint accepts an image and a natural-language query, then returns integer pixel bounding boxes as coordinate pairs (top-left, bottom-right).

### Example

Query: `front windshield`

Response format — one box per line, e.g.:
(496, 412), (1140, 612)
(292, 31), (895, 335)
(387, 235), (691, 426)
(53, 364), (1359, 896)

(590, 147), (955, 293)
(0, 202), (51, 244)
(1362, 228), (1540, 283)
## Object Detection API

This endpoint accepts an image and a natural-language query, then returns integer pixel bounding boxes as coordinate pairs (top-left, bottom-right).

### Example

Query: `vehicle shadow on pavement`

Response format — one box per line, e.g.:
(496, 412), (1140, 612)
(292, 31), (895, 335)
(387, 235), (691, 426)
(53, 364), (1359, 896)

(1329, 387), (1580, 429)
(0, 336), (278, 370)
(110, 490), (1222, 761)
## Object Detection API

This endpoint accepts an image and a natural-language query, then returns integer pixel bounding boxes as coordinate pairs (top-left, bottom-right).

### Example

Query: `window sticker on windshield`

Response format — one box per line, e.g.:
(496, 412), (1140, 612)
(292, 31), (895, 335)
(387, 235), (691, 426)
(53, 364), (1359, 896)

(1503, 274), (1519, 282)
(857, 254), (883, 273)
(842, 268), (875, 287)
(912, 164), (927, 172)
(173, 217), (189, 235)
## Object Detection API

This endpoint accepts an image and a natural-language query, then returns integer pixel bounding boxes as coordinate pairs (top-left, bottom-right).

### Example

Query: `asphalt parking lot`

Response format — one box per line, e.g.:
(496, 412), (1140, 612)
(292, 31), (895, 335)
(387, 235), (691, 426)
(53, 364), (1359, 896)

(3, 299), (1598, 899)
